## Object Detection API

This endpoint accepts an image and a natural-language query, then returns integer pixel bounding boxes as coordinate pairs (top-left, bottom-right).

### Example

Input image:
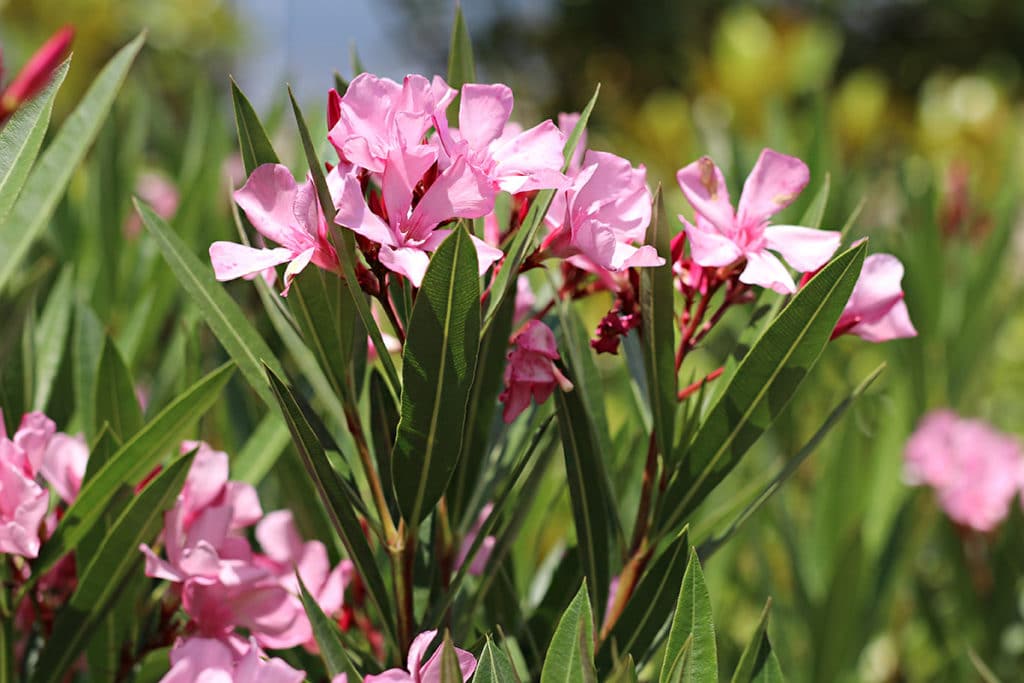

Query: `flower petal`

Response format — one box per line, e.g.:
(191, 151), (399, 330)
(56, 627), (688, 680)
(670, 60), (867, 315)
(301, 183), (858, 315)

(739, 250), (796, 294)
(459, 83), (513, 152)
(736, 149), (809, 226)
(763, 224), (840, 273)
(676, 156), (735, 234)
(209, 244), (292, 284)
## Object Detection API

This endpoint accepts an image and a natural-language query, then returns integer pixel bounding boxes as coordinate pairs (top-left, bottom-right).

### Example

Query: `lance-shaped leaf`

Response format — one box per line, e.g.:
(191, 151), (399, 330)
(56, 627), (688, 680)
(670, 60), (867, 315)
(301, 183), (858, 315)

(31, 450), (194, 683)
(93, 336), (144, 442)
(659, 549), (717, 683)
(135, 198), (285, 408)
(232, 412), (292, 487)
(297, 573), (362, 682)
(440, 632), (466, 683)
(640, 187), (676, 460)
(554, 369), (613, 621)
(606, 656), (639, 683)
(290, 266), (358, 402)
(0, 59), (68, 224)
(731, 599), (782, 683)
(541, 582), (596, 683)
(391, 226), (481, 527)
(25, 363), (233, 589)
(230, 78), (280, 174)
(447, 5), (476, 89)
(659, 243), (866, 535)
(474, 638), (519, 683)
(598, 529), (689, 671)
(32, 267), (75, 413)
(0, 34), (144, 293)
(265, 365), (396, 643)
(73, 302), (105, 439)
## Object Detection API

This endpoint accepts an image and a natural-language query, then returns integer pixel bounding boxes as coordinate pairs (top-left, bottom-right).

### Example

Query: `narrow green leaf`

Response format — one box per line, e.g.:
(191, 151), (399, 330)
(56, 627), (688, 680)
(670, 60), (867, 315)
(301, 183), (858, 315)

(72, 302), (105, 439)
(440, 632), (465, 683)
(0, 34), (144, 293)
(796, 174), (830, 229)
(540, 582), (595, 683)
(640, 187), (676, 461)
(0, 616), (10, 683)
(368, 369), (398, 512)
(32, 267), (75, 412)
(0, 59), (68, 224)
(474, 637), (519, 683)
(554, 374), (612, 620)
(232, 412), (292, 486)
(659, 549), (717, 683)
(25, 363), (234, 588)
(391, 226), (481, 527)
(31, 450), (194, 683)
(967, 647), (1002, 683)
(135, 198), (285, 408)
(447, 5), (476, 89)
(289, 266), (358, 402)
(659, 244), (866, 535)
(93, 336), (144, 441)
(264, 366), (396, 643)
(731, 599), (773, 683)
(297, 574), (361, 681)
(230, 78), (280, 174)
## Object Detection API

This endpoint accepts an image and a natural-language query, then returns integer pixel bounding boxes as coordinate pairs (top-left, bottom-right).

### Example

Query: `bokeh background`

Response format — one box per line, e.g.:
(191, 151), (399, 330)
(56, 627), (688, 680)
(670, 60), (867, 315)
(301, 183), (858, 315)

(4, 1), (1024, 680)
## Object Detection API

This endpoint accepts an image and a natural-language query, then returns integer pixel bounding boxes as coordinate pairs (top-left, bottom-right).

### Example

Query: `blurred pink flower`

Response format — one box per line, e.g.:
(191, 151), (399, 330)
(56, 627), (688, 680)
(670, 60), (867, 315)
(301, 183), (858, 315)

(0, 26), (73, 125)
(38, 432), (89, 504)
(542, 150), (662, 272)
(124, 171), (180, 238)
(210, 164), (339, 295)
(904, 410), (1024, 532)
(455, 503), (495, 576)
(499, 320), (574, 423)
(0, 450), (48, 558)
(364, 629), (476, 683)
(676, 149), (840, 294)
(833, 253), (917, 342)
(160, 636), (305, 683)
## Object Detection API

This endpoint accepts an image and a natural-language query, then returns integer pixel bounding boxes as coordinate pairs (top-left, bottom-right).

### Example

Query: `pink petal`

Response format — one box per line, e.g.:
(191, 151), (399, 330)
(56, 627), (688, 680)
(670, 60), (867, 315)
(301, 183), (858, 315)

(763, 225), (841, 273)
(676, 157), (735, 234)
(491, 120), (570, 194)
(39, 432), (88, 504)
(557, 112), (586, 174)
(209, 243), (292, 283)
(850, 299), (917, 342)
(469, 234), (504, 275)
(382, 145), (437, 234)
(739, 251), (796, 294)
(281, 247), (316, 296)
(459, 83), (513, 152)
(256, 510), (304, 565)
(407, 157), (494, 242)
(844, 253), (907, 323)
(364, 670), (413, 683)
(333, 172), (396, 247)
(233, 165), (307, 249)
(683, 217), (742, 267)
(736, 149), (809, 226)
(379, 245), (431, 287)
(407, 630), (438, 678)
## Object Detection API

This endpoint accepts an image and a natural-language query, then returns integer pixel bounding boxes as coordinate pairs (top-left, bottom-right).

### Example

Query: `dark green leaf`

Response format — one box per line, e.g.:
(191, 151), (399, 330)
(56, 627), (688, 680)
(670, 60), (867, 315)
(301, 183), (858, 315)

(540, 582), (596, 683)
(368, 369), (399, 511)
(289, 266), (358, 402)
(447, 6), (476, 89)
(731, 599), (774, 683)
(391, 226), (481, 527)
(660, 549), (717, 683)
(297, 573), (362, 681)
(440, 632), (465, 683)
(93, 336), (143, 441)
(230, 78), (280, 174)
(474, 637), (519, 683)
(72, 302), (105, 439)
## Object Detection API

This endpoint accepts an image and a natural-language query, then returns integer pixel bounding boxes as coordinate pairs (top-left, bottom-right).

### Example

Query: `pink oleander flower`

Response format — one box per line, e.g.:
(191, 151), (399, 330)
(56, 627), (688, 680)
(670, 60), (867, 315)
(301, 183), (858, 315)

(38, 431), (89, 505)
(124, 171), (180, 239)
(676, 149), (841, 294)
(328, 73), (456, 173)
(433, 83), (569, 194)
(833, 253), (917, 342)
(333, 149), (501, 287)
(904, 410), (1024, 532)
(499, 321), (574, 423)
(0, 448), (48, 558)
(557, 112), (586, 175)
(541, 150), (663, 272)
(210, 164), (339, 295)
(455, 503), (495, 576)
(0, 26), (73, 125)
(365, 629), (476, 683)
(160, 636), (305, 683)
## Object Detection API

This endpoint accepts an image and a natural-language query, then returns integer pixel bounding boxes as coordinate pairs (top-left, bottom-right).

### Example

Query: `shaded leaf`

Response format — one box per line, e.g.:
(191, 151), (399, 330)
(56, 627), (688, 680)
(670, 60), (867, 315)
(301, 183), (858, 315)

(93, 336), (144, 442)
(32, 267), (75, 413)
(297, 573), (362, 681)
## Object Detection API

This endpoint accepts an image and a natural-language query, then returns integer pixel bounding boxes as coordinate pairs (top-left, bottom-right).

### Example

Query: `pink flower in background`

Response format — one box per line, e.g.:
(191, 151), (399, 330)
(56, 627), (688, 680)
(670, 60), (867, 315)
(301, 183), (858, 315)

(365, 629), (476, 683)
(0, 451), (48, 558)
(210, 164), (339, 295)
(160, 636), (305, 683)
(676, 149), (841, 294)
(4, 411), (56, 476)
(0, 26), (73, 125)
(499, 320), (574, 423)
(833, 253), (917, 342)
(124, 171), (180, 238)
(433, 83), (569, 194)
(455, 503), (496, 576)
(542, 150), (662, 272)
(904, 410), (1024, 532)
(38, 432), (89, 504)
(328, 73), (456, 173)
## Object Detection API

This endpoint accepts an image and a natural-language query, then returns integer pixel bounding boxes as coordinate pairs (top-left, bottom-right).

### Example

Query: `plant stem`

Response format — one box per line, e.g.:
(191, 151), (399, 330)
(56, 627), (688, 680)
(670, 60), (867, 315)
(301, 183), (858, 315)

(389, 522), (416, 653)
(628, 433), (659, 557)
(343, 403), (398, 544)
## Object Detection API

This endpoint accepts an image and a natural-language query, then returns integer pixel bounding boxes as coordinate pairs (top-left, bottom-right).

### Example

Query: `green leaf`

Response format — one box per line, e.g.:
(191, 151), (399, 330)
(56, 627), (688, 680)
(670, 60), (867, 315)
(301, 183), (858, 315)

(232, 412), (292, 486)
(540, 582), (596, 683)
(93, 336), (144, 441)
(135, 198), (285, 408)
(640, 187), (676, 461)
(264, 365), (396, 643)
(730, 599), (778, 683)
(967, 647), (1001, 683)
(0, 59), (68, 225)
(797, 174), (830, 229)
(368, 369), (398, 513)
(554, 372), (612, 620)
(660, 549), (717, 683)
(440, 632), (465, 683)
(659, 243), (866, 535)
(297, 573), (361, 681)
(25, 363), (234, 589)
(483, 85), (599, 332)
(599, 529), (689, 670)
(391, 226), (481, 527)
(31, 450), (194, 683)
(474, 637), (519, 683)
(73, 302), (105, 439)
(289, 266), (358, 402)
(0, 34), (144, 294)
(447, 5), (476, 89)
(32, 267), (75, 412)
(606, 655), (639, 683)
(230, 78), (280, 174)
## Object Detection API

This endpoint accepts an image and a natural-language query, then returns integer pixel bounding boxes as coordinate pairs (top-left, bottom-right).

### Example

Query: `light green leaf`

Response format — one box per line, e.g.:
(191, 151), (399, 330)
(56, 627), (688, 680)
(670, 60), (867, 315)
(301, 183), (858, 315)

(541, 582), (596, 683)
(0, 59), (68, 224)
(31, 450), (194, 683)
(473, 637), (519, 683)
(606, 655), (639, 683)
(391, 226), (481, 527)
(0, 34), (144, 294)
(232, 412), (292, 486)
(797, 174), (830, 229)
(659, 244), (866, 535)
(32, 267), (75, 412)
(135, 198), (284, 408)
(660, 549), (717, 683)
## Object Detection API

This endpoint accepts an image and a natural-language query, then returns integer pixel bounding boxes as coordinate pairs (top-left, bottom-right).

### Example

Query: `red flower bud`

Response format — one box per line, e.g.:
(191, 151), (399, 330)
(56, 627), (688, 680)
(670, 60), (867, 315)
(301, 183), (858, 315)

(0, 26), (73, 123)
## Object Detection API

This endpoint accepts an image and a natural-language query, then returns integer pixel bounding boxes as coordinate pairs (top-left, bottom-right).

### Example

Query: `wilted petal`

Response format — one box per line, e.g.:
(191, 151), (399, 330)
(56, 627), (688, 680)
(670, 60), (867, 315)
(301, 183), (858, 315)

(736, 149), (809, 226)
